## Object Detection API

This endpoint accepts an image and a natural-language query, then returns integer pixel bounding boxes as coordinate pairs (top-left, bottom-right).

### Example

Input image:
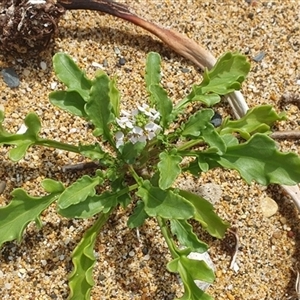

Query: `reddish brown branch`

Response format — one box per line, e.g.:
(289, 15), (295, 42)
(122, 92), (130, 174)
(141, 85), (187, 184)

(58, 0), (216, 70)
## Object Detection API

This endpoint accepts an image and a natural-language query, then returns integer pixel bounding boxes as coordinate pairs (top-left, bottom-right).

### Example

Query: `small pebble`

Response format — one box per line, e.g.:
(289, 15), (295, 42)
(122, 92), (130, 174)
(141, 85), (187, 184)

(211, 112), (222, 127)
(114, 47), (121, 55)
(41, 260), (47, 266)
(272, 231), (282, 239)
(40, 61), (47, 71)
(215, 270), (222, 278)
(226, 293), (235, 300)
(279, 217), (287, 225)
(260, 197), (278, 217)
(128, 250), (135, 257)
(50, 82), (58, 90)
(1, 68), (20, 88)
(16, 124), (27, 134)
(91, 61), (103, 68)
(118, 57), (126, 66)
(0, 181), (6, 194)
(103, 59), (108, 67)
(253, 51), (266, 62)
(23, 69), (30, 77)
(180, 67), (190, 73)
(197, 183), (222, 204)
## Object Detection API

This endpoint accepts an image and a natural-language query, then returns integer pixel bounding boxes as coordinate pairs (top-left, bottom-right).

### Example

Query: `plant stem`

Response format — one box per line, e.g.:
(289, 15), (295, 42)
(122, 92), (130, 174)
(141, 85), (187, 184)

(35, 138), (81, 153)
(177, 139), (204, 151)
(93, 207), (115, 232)
(157, 216), (178, 258)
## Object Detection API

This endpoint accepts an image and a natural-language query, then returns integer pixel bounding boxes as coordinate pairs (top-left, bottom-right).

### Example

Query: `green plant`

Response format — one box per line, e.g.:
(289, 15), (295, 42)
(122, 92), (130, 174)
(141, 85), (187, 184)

(1, 51), (300, 300)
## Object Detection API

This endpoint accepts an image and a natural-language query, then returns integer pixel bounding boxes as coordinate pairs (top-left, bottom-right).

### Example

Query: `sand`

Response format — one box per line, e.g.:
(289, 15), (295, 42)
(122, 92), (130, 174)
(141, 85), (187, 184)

(0, 0), (300, 299)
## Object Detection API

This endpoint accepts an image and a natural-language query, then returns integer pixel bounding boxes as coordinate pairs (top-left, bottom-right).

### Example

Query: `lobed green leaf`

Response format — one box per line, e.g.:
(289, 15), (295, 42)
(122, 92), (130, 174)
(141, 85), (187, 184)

(170, 219), (208, 253)
(58, 191), (117, 219)
(179, 190), (229, 238)
(49, 90), (87, 117)
(145, 52), (161, 95)
(181, 109), (226, 154)
(158, 151), (182, 189)
(220, 105), (286, 139)
(0, 112), (41, 161)
(0, 189), (58, 247)
(127, 200), (149, 228)
(136, 181), (194, 219)
(68, 213), (110, 300)
(84, 71), (114, 139)
(57, 175), (101, 210)
(109, 76), (121, 117)
(149, 84), (173, 128)
(41, 179), (65, 194)
(210, 133), (300, 185)
(200, 52), (250, 95)
(167, 255), (214, 300)
(53, 53), (92, 100)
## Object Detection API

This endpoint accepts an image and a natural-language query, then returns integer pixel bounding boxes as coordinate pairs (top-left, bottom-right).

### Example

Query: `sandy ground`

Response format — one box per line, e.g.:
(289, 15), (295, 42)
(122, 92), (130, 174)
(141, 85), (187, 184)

(0, 0), (300, 299)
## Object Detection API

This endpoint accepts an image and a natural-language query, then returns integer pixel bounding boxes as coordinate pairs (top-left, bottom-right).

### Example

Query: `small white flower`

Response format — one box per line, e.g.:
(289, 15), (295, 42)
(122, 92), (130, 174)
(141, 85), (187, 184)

(129, 135), (138, 144)
(116, 117), (133, 129)
(120, 109), (131, 117)
(132, 126), (143, 135)
(115, 131), (124, 148)
(145, 122), (161, 133)
(138, 103), (160, 120)
(137, 135), (147, 143)
(147, 132), (156, 140)
(137, 103), (149, 113)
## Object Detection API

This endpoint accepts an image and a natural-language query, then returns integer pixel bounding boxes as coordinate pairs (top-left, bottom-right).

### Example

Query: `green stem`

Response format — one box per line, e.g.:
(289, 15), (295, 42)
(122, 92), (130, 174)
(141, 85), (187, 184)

(93, 206), (115, 232)
(128, 165), (143, 185)
(35, 138), (81, 153)
(177, 138), (204, 151)
(157, 216), (178, 258)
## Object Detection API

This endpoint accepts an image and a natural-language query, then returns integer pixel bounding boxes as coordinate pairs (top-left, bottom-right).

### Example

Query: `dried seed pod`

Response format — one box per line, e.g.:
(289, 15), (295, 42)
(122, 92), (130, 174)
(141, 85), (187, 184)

(0, 0), (65, 54)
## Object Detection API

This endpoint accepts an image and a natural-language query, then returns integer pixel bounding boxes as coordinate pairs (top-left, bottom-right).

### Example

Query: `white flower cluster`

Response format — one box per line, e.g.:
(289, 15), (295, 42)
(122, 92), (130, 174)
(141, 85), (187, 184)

(115, 103), (162, 148)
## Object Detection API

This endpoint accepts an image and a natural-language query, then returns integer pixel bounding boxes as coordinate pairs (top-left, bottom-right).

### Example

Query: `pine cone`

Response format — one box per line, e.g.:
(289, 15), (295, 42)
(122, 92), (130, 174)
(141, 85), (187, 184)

(0, 0), (65, 54)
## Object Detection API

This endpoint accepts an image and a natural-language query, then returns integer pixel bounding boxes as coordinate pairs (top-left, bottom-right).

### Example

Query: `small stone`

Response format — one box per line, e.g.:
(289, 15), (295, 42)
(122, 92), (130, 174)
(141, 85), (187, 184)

(279, 217), (287, 225)
(253, 51), (266, 62)
(216, 270), (222, 278)
(226, 292), (235, 300)
(16, 124), (27, 134)
(0, 181), (6, 195)
(91, 61), (103, 68)
(50, 82), (58, 90)
(1, 68), (20, 88)
(41, 260), (47, 266)
(103, 59), (108, 67)
(40, 61), (47, 70)
(23, 69), (30, 77)
(180, 67), (190, 73)
(118, 57), (126, 66)
(114, 47), (121, 55)
(197, 183), (222, 204)
(260, 197), (278, 217)
(211, 111), (222, 127)
(272, 231), (282, 239)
